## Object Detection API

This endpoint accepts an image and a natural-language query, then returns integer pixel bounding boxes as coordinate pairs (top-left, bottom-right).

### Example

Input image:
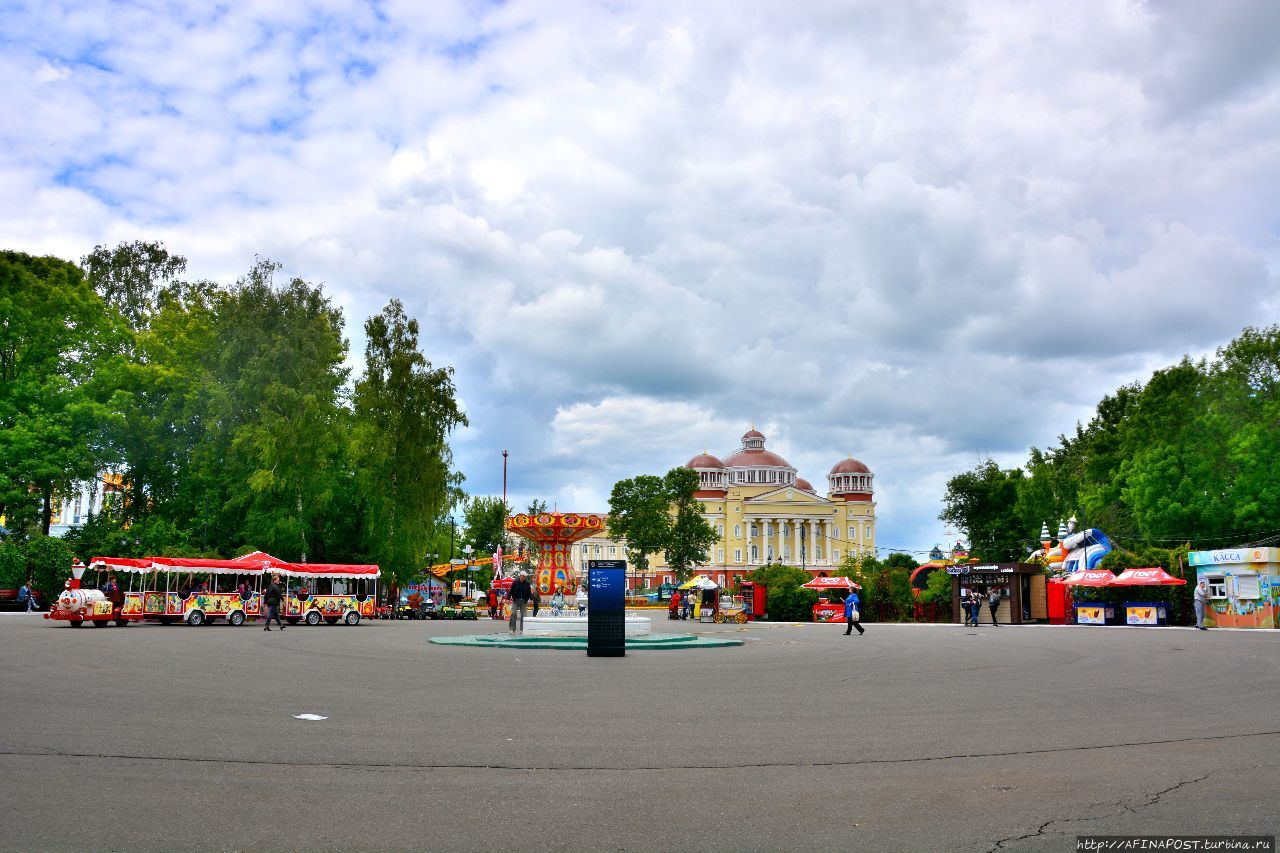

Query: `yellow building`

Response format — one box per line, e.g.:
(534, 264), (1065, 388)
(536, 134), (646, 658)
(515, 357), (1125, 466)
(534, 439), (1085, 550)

(570, 428), (876, 590)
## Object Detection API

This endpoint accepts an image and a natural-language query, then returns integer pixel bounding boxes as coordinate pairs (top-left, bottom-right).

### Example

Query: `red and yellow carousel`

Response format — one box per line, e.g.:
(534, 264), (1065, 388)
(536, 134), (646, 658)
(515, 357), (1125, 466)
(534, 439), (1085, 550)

(504, 512), (606, 595)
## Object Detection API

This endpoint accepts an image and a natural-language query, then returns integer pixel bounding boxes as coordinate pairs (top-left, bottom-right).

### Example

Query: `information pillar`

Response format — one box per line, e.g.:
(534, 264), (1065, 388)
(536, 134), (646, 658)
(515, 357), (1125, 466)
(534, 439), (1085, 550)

(587, 559), (626, 657)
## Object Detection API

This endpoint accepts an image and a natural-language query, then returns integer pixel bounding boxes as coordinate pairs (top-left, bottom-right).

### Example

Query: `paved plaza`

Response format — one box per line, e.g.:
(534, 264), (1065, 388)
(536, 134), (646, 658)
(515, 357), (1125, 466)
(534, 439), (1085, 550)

(1, 612), (1276, 852)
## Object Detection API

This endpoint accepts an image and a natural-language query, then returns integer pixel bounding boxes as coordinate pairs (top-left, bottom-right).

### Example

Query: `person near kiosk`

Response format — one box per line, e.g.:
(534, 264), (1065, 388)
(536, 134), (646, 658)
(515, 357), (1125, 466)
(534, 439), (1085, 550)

(843, 588), (864, 636)
(987, 587), (1001, 627)
(1193, 580), (1209, 630)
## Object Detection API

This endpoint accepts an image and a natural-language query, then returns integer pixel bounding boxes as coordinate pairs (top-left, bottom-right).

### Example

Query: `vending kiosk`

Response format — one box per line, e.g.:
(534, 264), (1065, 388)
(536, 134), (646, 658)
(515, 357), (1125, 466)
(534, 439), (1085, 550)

(738, 581), (766, 622)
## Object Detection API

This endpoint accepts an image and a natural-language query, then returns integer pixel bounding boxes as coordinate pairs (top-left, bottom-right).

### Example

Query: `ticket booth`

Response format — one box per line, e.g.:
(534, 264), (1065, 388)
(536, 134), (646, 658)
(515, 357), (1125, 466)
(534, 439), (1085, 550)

(949, 564), (1047, 625)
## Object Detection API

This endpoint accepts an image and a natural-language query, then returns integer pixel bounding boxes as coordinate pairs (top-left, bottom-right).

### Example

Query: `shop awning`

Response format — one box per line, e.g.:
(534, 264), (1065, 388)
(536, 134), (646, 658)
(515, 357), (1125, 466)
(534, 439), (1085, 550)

(801, 576), (862, 591)
(1060, 569), (1116, 587)
(1110, 567), (1186, 586)
(491, 577), (513, 591)
(679, 575), (719, 590)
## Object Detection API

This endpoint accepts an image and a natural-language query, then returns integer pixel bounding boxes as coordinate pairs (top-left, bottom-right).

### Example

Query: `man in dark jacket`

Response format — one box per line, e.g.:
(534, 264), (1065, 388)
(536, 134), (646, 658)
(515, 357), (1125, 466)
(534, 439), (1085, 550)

(263, 575), (284, 631)
(509, 571), (532, 634)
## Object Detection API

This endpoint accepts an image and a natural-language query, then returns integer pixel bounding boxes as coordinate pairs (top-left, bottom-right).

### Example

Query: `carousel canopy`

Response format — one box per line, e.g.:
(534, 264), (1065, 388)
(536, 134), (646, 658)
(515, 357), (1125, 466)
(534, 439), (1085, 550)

(1111, 567), (1186, 586)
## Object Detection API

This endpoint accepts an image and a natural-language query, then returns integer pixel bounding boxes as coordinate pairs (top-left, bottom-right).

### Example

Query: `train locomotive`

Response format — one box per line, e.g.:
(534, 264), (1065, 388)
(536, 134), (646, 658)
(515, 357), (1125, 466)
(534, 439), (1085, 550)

(44, 560), (133, 628)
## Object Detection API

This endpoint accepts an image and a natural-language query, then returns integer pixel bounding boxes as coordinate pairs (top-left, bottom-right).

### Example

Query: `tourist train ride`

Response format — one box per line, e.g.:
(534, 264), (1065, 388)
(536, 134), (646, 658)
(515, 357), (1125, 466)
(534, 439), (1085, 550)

(45, 551), (378, 627)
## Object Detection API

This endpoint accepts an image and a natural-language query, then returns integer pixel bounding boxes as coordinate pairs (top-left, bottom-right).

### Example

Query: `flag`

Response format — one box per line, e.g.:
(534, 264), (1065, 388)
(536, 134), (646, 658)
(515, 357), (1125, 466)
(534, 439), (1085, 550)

(493, 546), (503, 577)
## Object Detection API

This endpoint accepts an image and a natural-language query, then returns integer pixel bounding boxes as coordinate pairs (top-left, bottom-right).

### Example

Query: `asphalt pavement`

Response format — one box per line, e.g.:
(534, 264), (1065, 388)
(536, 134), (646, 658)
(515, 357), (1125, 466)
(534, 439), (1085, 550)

(1, 611), (1276, 852)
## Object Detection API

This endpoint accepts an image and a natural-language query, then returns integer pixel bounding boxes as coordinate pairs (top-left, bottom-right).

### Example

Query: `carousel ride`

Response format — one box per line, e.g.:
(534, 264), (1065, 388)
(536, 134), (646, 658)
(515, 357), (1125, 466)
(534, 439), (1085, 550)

(504, 511), (606, 595)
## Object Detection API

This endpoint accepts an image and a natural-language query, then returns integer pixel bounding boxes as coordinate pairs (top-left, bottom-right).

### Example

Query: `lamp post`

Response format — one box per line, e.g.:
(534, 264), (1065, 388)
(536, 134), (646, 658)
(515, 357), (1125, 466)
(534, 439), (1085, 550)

(463, 544), (474, 596)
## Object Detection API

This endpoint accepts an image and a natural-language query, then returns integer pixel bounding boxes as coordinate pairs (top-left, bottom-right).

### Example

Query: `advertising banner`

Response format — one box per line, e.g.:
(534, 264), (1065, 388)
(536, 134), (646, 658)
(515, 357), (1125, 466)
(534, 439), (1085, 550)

(1077, 606), (1107, 625)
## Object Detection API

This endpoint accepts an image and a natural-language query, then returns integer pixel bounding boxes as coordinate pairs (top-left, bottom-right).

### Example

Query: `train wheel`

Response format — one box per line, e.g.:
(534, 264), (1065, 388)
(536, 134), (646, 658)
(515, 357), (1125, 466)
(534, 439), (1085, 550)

(735, 612), (747, 623)
(69, 619), (82, 628)
(228, 610), (245, 626)
(187, 610), (205, 627)
(305, 610), (322, 626)
(344, 611), (361, 626)
(713, 612), (725, 623)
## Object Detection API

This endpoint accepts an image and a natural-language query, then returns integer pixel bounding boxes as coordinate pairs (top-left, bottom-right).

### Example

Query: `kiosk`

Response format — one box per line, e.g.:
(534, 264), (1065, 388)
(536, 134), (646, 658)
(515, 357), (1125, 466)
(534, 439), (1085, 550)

(948, 564), (1047, 625)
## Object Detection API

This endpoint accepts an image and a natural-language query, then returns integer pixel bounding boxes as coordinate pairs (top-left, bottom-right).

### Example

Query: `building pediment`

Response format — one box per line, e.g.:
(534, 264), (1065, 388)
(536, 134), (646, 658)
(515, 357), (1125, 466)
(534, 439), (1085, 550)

(743, 486), (834, 507)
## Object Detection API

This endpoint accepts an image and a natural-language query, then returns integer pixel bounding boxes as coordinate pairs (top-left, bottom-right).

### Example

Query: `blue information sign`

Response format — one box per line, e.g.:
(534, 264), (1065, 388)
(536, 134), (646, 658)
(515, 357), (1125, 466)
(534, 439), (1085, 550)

(587, 560), (626, 657)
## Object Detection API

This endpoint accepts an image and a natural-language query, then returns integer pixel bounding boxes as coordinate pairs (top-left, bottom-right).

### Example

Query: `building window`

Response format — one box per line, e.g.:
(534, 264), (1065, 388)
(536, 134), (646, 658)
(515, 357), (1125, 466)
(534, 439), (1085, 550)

(609, 546), (617, 555)
(750, 545), (759, 561)
(834, 549), (841, 561)
(594, 545), (602, 555)
(1205, 575), (1227, 598)
(717, 574), (725, 585)
(665, 575), (673, 585)
(865, 523), (873, 540)
(749, 524), (758, 537)
(582, 545), (589, 555)
(734, 524), (741, 537)
(716, 524), (724, 536)
(717, 549), (725, 563)
(734, 549), (743, 563)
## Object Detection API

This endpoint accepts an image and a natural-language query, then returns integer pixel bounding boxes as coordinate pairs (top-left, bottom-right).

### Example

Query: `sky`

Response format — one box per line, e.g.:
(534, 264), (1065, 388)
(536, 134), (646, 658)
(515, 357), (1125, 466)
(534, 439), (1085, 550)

(4, 0), (1279, 556)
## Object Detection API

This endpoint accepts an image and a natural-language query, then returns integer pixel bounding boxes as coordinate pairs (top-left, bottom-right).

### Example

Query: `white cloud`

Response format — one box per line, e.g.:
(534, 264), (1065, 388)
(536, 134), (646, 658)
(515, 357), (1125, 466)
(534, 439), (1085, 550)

(3, 0), (1278, 553)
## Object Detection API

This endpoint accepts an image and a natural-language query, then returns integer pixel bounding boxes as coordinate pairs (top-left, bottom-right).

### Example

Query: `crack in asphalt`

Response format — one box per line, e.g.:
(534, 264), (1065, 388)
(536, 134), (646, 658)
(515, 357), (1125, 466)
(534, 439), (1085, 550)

(986, 761), (1280, 853)
(987, 774), (1212, 853)
(2, 729), (1277, 775)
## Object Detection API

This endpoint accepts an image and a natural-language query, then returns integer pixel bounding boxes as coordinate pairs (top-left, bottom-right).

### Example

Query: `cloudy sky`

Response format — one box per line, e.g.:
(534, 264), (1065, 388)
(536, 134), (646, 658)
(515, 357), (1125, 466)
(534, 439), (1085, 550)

(5, 0), (1279, 555)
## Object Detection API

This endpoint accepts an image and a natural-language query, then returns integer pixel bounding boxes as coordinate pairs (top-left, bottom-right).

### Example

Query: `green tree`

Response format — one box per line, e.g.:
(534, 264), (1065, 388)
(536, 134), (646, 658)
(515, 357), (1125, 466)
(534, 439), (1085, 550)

(208, 260), (352, 561)
(81, 240), (187, 331)
(662, 467), (717, 582)
(607, 474), (670, 575)
(353, 299), (467, 585)
(940, 457), (1025, 562)
(0, 252), (115, 535)
(463, 496), (508, 554)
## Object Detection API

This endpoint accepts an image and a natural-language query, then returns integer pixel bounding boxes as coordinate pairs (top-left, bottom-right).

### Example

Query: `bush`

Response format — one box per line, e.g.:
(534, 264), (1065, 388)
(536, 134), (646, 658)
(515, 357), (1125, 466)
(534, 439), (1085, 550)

(0, 542), (25, 588)
(25, 536), (72, 597)
(749, 563), (816, 621)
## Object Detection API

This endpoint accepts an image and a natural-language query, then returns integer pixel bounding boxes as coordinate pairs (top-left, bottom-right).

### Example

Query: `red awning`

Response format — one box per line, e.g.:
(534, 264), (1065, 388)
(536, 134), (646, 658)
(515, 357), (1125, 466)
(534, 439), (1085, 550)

(1110, 567), (1186, 586)
(233, 550), (295, 571)
(88, 557), (153, 573)
(274, 562), (380, 579)
(491, 577), (514, 591)
(148, 556), (267, 575)
(801, 576), (863, 591)
(1060, 569), (1115, 587)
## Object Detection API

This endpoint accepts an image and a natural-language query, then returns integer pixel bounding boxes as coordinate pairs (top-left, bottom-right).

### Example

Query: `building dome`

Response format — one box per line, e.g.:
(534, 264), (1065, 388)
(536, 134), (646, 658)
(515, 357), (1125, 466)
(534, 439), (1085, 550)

(829, 456), (870, 475)
(720, 428), (798, 488)
(686, 452), (726, 470)
(828, 454), (874, 501)
(796, 477), (815, 492)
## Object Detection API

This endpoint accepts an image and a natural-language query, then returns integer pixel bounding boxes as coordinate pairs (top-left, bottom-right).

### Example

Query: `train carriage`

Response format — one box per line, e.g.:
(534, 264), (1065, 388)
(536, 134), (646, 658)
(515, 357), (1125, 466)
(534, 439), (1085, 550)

(279, 563), (379, 626)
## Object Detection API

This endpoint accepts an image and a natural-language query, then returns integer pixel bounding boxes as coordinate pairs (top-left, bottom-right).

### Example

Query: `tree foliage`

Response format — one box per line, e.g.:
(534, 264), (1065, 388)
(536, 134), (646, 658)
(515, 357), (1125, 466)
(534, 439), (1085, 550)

(942, 326), (1280, 556)
(608, 467), (717, 582)
(0, 243), (466, 581)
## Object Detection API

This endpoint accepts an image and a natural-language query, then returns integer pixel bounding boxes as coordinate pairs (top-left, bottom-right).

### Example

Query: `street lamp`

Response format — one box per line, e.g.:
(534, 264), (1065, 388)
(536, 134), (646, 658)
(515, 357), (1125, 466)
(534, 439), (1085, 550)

(463, 544), (474, 596)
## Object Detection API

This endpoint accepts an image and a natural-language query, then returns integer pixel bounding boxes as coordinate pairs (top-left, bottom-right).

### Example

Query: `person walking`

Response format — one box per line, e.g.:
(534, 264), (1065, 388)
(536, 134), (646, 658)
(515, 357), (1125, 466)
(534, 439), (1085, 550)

(969, 590), (982, 627)
(576, 585), (588, 617)
(1193, 580), (1209, 630)
(509, 571), (532, 634)
(988, 587), (1001, 627)
(487, 586), (499, 620)
(263, 574), (284, 631)
(843, 588), (864, 636)
(551, 587), (565, 617)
